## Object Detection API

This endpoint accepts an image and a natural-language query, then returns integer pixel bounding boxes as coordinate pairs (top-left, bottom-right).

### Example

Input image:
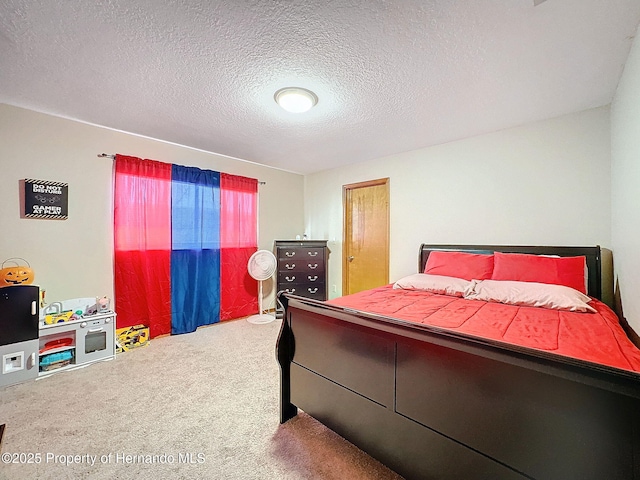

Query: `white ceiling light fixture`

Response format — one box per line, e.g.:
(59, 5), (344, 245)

(274, 87), (318, 113)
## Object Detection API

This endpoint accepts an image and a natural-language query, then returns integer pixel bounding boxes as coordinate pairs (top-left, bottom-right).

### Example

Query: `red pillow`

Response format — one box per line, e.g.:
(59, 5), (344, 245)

(491, 252), (587, 294)
(424, 251), (494, 281)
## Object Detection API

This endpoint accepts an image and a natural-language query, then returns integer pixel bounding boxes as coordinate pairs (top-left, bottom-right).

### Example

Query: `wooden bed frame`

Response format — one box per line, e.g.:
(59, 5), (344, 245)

(276, 244), (640, 480)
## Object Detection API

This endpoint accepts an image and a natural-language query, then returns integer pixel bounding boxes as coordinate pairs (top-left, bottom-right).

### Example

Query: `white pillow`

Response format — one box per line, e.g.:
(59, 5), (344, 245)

(393, 273), (472, 297)
(463, 279), (596, 313)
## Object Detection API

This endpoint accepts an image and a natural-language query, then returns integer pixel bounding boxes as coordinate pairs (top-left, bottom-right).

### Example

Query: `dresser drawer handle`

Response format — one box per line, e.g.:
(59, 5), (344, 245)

(285, 288), (296, 294)
(308, 275), (318, 281)
(285, 276), (295, 282)
(308, 251), (318, 257)
(308, 287), (318, 294)
(308, 263), (318, 269)
(285, 263), (295, 270)
(285, 251), (296, 257)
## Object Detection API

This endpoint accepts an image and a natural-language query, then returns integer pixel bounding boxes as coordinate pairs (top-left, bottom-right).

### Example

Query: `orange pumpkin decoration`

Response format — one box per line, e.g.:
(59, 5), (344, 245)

(0, 258), (35, 287)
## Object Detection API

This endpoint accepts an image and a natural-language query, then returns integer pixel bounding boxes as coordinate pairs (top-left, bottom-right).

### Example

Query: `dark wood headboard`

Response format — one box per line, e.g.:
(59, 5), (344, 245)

(419, 244), (602, 301)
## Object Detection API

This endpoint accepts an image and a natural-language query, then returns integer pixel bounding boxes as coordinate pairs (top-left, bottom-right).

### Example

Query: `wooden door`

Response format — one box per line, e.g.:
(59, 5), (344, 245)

(343, 178), (389, 295)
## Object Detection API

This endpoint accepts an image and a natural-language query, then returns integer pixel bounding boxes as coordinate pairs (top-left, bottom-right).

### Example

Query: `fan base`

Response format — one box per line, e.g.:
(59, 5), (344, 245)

(246, 313), (275, 325)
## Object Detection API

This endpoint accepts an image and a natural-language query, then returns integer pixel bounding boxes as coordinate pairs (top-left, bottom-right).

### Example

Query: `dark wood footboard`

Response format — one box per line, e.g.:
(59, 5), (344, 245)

(277, 293), (640, 480)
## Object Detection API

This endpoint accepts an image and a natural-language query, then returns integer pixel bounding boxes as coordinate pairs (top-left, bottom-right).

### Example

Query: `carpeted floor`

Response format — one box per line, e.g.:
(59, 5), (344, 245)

(0, 318), (402, 480)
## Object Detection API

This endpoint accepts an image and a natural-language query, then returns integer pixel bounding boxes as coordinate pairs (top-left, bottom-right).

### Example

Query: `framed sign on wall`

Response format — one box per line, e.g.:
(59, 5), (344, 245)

(20, 179), (69, 220)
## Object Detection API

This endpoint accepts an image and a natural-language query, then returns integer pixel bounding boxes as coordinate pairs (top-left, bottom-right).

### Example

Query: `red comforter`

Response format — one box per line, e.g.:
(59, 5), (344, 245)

(327, 285), (640, 374)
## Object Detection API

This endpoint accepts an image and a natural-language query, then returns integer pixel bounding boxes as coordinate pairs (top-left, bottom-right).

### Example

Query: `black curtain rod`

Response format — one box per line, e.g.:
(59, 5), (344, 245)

(97, 153), (266, 184)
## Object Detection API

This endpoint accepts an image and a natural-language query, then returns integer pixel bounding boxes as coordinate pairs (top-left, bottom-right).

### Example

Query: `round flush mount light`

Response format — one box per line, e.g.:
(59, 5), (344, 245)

(274, 87), (318, 113)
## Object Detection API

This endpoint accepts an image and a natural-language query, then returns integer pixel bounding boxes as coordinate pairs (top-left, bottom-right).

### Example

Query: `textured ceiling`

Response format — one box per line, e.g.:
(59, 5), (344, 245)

(1, 0), (639, 175)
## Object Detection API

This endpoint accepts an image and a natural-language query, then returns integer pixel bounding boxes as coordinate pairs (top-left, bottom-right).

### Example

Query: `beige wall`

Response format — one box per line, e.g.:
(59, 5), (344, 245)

(305, 106), (612, 302)
(0, 104), (304, 311)
(611, 22), (640, 332)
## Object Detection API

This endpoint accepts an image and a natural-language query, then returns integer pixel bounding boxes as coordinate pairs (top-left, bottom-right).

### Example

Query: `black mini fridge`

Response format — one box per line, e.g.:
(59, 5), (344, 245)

(0, 285), (39, 387)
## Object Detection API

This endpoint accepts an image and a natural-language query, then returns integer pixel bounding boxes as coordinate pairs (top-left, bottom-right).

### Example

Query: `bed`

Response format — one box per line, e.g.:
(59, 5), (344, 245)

(276, 244), (640, 480)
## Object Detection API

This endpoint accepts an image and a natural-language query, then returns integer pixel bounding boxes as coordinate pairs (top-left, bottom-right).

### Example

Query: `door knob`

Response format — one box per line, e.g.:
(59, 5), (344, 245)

(348, 256), (354, 262)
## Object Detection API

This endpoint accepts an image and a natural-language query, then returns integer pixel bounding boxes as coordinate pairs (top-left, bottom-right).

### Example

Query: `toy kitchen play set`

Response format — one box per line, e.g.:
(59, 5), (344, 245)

(37, 296), (116, 378)
(0, 262), (116, 388)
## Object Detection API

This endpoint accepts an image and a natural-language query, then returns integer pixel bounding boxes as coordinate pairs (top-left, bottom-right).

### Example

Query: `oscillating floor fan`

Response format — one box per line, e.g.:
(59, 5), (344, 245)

(246, 249), (277, 324)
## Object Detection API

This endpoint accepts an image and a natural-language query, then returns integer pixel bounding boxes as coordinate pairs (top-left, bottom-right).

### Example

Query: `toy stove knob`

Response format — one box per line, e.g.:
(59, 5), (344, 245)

(80, 322), (87, 328)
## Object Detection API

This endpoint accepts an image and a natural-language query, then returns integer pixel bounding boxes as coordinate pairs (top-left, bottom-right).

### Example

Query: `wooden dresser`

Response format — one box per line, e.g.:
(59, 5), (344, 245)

(274, 240), (328, 317)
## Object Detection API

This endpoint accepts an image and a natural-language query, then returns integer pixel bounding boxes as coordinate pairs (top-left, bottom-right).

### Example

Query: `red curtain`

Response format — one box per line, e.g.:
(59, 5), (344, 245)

(220, 173), (258, 320)
(113, 155), (172, 337)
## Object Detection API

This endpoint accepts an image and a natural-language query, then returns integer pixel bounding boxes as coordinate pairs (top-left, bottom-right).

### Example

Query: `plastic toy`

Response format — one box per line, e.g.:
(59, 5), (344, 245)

(44, 310), (74, 325)
(39, 350), (73, 371)
(39, 338), (73, 353)
(96, 296), (110, 313)
(0, 258), (34, 287)
(116, 324), (149, 353)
